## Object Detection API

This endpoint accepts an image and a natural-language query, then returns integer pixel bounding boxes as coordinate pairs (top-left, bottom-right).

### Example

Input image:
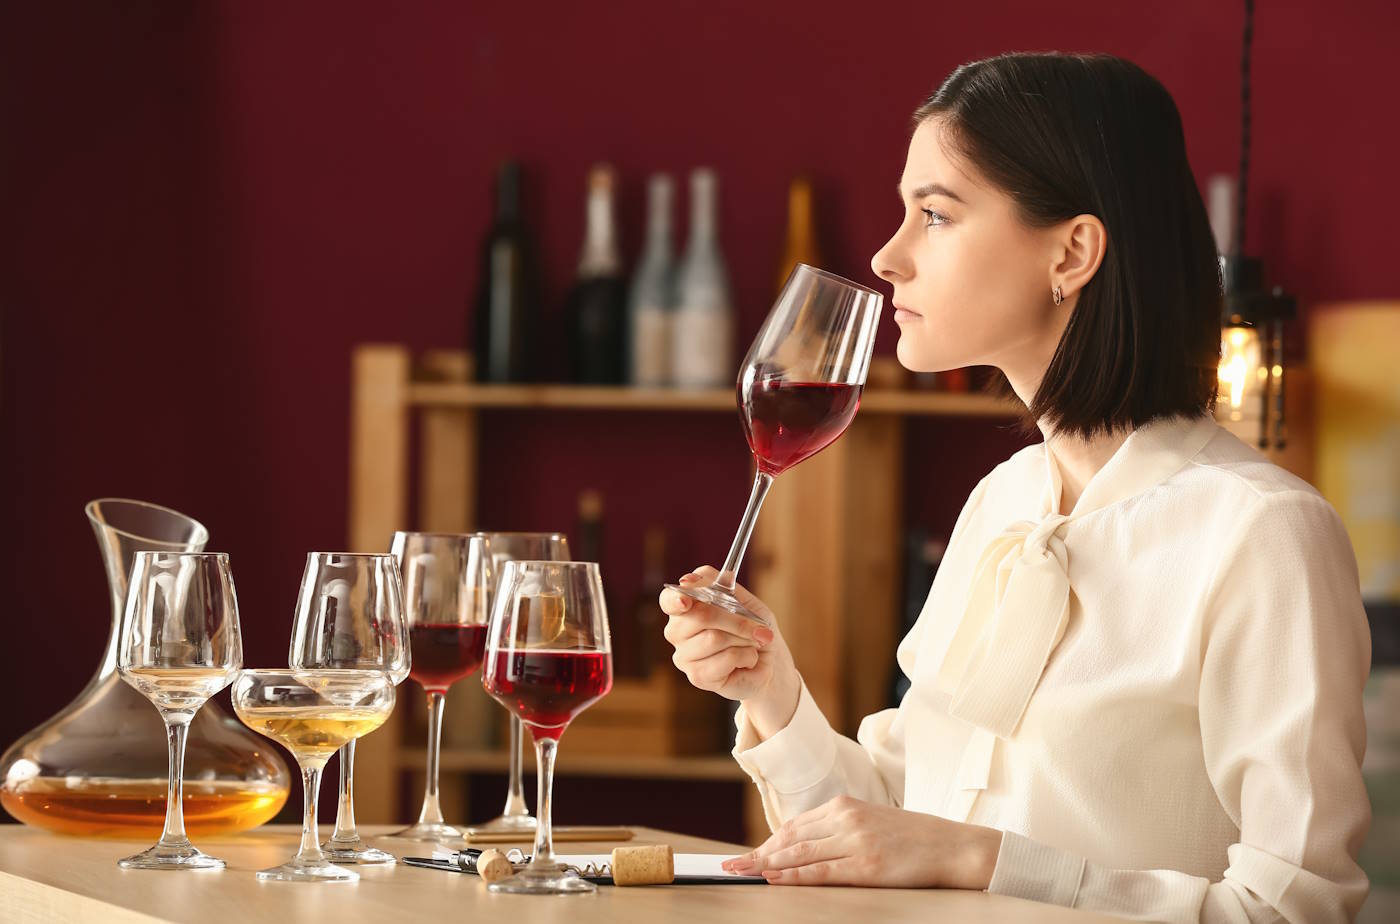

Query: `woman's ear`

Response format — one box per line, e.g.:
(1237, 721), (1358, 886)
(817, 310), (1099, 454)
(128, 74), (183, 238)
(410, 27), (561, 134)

(1050, 214), (1107, 303)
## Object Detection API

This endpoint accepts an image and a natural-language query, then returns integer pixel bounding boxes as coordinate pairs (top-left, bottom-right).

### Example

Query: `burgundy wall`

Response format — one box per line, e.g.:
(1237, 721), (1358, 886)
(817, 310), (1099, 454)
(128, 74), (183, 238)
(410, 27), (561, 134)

(2, 1), (1396, 770)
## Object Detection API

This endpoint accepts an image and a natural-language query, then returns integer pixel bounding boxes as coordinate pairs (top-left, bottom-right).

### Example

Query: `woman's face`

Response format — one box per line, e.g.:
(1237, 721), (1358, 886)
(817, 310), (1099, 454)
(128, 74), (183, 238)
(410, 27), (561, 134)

(871, 117), (1066, 382)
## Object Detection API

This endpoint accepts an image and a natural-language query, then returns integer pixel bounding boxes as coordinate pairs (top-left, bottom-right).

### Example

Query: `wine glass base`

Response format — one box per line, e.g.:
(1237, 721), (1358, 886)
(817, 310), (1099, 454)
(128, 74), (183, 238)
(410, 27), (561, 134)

(256, 857), (359, 882)
(663, 582), (770, 626)
(469, 813), (537, 835)
(488, 863), (596, 895)
(320, 840), (396, 864)
(388, 821), (465, 841)
(118, 842), (224, 871)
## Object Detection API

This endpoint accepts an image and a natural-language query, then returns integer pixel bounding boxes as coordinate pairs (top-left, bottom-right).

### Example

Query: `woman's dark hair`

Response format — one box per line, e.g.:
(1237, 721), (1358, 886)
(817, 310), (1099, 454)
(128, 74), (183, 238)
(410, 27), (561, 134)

(915, 52), (1221, 440)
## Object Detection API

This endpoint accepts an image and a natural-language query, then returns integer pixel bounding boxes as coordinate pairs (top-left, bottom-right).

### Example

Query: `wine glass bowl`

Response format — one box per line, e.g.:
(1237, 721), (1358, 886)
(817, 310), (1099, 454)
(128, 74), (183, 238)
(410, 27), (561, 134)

(664, 263), (882, 624)
(480, 560), (611, 895)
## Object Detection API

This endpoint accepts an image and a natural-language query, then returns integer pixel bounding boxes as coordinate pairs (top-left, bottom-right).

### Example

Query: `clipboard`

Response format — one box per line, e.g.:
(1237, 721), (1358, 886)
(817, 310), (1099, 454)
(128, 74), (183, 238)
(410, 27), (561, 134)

(403, 847), (766, 885)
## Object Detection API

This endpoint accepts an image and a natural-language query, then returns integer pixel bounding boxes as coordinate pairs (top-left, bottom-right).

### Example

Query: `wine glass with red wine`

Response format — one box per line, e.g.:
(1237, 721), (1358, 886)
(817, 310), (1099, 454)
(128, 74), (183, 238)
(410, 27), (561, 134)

(388, 532), (493, 841)
(664, 263), (883, 625)
(481, 560), (612, 895)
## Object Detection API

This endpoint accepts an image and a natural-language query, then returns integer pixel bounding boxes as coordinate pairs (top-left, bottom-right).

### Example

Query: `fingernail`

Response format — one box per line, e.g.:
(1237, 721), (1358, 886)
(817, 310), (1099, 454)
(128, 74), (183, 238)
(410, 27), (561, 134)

(754, 627), (775, 645)
(676, 596), (691, 611)
(679, 573), (698, 585)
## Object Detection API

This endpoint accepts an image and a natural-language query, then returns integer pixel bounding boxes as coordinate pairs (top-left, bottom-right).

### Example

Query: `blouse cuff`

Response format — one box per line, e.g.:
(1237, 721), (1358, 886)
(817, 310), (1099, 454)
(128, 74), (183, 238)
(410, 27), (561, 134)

(987, 830), (1085, 907)
(731, 681), (838, 793)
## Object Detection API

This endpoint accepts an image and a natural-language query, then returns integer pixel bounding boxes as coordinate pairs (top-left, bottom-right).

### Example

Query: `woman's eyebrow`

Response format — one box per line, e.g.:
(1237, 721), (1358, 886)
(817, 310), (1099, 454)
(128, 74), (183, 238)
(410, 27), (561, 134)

(898, 181), (966, 204)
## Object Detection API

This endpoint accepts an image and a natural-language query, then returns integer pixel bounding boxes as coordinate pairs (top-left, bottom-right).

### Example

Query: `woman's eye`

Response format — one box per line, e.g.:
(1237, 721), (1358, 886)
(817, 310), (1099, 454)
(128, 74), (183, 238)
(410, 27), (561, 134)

(922, 208), (948, 228)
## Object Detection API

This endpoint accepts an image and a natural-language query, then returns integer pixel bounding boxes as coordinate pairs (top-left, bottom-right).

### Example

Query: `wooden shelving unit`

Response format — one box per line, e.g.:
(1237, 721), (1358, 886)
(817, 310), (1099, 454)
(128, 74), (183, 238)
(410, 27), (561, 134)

(346, 344), (1021, 843)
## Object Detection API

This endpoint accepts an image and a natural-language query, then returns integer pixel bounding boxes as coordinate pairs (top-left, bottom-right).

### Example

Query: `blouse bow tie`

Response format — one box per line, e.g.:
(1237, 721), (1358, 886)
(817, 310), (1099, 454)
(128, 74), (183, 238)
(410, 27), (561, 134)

(933, 512), (1073, 739)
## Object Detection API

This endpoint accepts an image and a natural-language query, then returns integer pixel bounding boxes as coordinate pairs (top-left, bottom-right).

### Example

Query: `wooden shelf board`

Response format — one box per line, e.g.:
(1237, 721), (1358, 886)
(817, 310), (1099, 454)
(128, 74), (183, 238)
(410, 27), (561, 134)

(407, 382), (1020, 418)
(400, 747), (749, 781)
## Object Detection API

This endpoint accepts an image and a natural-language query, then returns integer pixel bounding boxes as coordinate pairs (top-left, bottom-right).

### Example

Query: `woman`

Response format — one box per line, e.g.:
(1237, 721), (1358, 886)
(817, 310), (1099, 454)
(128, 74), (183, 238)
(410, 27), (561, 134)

(660, 53), (1371, 923)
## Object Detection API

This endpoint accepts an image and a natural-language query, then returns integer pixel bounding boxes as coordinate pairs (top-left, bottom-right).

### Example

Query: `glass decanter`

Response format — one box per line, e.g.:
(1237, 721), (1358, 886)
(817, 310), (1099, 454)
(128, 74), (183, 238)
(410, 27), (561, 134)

(0, 499), (291, 837)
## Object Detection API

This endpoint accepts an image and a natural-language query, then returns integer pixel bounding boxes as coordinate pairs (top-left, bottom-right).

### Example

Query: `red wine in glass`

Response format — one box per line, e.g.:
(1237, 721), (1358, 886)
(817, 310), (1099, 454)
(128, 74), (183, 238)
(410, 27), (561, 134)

(409, 624), (488, 693)
(740, 378), (862, 475)
(483, 650), (613, 741)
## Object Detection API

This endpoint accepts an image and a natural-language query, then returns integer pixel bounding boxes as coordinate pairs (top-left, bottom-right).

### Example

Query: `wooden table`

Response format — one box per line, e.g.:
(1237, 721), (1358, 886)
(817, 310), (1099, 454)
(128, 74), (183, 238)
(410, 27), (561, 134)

(0, 824), (1125, 923)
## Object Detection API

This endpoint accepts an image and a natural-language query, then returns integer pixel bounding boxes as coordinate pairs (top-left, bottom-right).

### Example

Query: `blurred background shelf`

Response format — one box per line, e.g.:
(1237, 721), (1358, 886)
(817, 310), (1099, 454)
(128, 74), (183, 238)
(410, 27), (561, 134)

(407, 380), (1020, 417)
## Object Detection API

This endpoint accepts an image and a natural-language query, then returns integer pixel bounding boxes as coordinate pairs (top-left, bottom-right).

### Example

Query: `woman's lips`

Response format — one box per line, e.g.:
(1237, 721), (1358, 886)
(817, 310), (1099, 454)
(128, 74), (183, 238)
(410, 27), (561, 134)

(893, 304), (922, 323)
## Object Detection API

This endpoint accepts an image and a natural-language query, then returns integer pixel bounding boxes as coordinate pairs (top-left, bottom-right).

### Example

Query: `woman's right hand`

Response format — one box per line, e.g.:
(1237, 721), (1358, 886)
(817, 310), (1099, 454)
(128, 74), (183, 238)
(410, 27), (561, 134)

(659, 565), (802, 740)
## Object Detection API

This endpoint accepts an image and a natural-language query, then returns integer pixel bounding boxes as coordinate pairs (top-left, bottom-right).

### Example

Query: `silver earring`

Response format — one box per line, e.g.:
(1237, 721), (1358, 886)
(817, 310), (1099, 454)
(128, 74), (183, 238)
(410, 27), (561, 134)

(1052, 285), (1064, 306)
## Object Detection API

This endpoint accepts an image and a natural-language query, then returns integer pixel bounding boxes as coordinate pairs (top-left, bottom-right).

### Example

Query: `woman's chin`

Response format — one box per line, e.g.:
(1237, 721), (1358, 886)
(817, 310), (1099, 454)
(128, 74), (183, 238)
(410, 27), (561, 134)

(895, 335), (966, 375)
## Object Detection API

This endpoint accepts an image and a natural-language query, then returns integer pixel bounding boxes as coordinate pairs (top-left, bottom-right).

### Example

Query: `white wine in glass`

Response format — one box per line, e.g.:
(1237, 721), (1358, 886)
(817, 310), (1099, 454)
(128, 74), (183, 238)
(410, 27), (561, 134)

(233, 670), (394, 883)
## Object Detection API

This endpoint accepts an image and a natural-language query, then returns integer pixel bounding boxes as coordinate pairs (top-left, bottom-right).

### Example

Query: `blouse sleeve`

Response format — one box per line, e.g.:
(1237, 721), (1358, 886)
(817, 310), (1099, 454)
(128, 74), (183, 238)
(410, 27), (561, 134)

(729, 476), (991, 833)
(988, 489), (1372, 923)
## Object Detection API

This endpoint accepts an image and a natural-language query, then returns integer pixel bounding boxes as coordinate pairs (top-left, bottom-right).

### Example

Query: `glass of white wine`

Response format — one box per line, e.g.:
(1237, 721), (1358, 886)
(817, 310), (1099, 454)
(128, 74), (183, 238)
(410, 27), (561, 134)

(232, 669), (395, 882)
(289, 552), (408, 863)
(116, 551), (242, 870)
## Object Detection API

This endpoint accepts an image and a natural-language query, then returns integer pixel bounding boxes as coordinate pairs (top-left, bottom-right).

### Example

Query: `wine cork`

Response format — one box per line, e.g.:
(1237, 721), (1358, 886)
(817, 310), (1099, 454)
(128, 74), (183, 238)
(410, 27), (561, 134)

(610, 844), (674, 886)
(476, 848), (514, 884)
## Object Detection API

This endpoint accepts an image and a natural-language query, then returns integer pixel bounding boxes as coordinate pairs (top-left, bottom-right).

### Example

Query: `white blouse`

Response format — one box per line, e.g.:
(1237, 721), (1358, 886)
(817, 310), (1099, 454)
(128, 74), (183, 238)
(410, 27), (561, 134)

(732, 413), (1371, 923)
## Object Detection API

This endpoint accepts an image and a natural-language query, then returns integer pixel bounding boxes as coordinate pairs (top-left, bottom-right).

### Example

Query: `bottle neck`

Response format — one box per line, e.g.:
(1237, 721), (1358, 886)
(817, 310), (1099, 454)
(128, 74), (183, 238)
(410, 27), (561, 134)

(642, 176), (673, 257)
(495, 162), (521, 226)
(687, 170), (718, 254)
(578, 172), (621, 278)
(785, 179), (816, 253)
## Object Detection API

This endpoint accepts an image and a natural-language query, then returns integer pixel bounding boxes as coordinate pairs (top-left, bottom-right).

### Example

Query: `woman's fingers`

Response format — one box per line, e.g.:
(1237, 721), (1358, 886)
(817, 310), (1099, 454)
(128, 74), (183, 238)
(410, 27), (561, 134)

(672, 626), (759, 665)
(724, 803), (837, 870)
(678, 644), (761, 686)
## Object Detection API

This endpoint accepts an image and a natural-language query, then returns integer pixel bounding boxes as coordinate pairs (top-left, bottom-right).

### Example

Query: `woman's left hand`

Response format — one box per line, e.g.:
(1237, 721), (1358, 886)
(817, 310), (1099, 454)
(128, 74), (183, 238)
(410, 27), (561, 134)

(720, 795), (1004, 889)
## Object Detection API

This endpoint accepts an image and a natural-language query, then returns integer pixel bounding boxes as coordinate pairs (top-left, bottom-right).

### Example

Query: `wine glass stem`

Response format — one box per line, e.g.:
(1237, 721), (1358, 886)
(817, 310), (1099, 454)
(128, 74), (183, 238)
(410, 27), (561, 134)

(296, 765), (326, 862)
(156, 715), (192, 848)
(530, 733), (558, 867)
(717, 471), (775, 592)
(417, 691), (447, 825)
(330, 739), (358, 843)
(503, 715), (529, 817)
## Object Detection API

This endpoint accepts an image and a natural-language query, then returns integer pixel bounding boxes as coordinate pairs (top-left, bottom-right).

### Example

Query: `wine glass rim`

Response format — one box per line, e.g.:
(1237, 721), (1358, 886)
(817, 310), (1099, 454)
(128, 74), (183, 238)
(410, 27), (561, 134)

(392, 530), (484, 539)
(499, 559), (598, 571)
(133, 550), (230, 561)
(306, 551), (398, 560)
(85, 497), (210, 548)
(469, 531), (569, 539)
(793, 263), (883, 298)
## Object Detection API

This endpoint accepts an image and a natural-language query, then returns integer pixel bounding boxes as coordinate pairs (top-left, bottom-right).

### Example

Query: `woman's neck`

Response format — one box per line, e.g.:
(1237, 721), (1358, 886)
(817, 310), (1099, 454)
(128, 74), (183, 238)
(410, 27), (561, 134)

(1039, 425), (1131, 516)
(1003, 364), (1131, 515)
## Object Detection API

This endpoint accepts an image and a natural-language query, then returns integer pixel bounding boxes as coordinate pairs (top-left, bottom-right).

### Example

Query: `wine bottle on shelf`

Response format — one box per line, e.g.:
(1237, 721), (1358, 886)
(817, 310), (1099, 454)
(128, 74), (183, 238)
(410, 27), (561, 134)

(775, 176), (821, 294)
(671, 168), (734, 389)
(565, 165), (628, 384)
(576, 489), (604, 564)
(474, 161), (536, 383)
(630, 526), (668, 679)
(628, 174), (676, 387)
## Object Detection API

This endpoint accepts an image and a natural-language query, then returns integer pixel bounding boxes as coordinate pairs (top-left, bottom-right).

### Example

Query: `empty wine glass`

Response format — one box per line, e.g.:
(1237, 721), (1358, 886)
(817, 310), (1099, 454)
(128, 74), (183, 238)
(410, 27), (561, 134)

(388, 532), (493, 841)
(233, 669), (395, 882)
(663, 264), (882, 624)
(481, 560), (612, 894)
(116, 551), (242, 870)
(288, 552), (407, 864)
(471, 532), (570, 835)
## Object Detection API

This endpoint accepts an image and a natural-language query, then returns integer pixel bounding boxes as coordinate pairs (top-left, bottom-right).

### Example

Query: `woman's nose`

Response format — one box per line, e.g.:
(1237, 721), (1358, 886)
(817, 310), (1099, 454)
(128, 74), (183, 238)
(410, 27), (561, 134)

(871, 233), (909, 284)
